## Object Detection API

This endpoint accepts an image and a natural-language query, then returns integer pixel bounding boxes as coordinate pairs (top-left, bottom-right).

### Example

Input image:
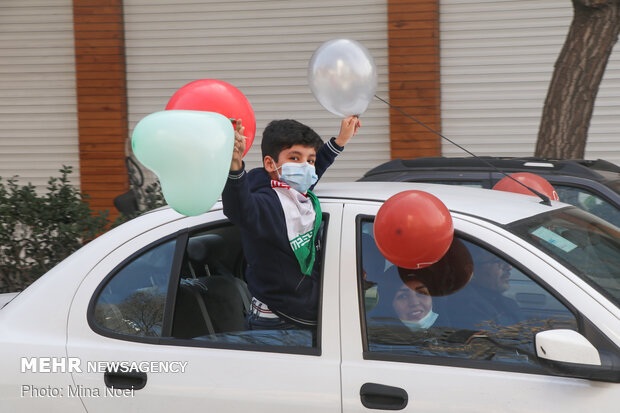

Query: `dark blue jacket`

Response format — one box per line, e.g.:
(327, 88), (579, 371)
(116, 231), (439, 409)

(221, 138), (343, 325)
(447, 284), (524, 330)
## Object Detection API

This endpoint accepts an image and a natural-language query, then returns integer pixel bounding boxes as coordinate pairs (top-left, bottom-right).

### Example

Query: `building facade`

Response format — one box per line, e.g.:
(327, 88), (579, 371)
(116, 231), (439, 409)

(1, 0), (618, 218)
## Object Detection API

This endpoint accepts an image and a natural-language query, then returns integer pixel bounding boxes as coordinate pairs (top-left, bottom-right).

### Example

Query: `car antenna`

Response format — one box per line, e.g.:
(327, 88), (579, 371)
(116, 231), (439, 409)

(374, 95), (552, 206)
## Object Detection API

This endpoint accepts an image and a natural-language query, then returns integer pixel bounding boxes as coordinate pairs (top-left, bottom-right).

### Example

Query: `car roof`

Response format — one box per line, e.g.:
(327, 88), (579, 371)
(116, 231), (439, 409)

(314, 181), (566, 225)
(361, 157), (620, 186)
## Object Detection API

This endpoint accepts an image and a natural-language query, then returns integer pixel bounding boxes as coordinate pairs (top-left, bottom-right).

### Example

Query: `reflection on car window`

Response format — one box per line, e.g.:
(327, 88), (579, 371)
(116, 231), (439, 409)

(359, 221), (577, 368)
(554, 185), (620, 227)
(94, 240), (175, 337)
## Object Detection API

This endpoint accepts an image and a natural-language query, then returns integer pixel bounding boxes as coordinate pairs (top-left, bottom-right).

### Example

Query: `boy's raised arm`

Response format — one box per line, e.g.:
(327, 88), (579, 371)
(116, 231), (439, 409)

(222, 120), (284, 239)
(334, 116), (361, 147)
(313, 116), (361, 182)
(230, 119), (246, 172)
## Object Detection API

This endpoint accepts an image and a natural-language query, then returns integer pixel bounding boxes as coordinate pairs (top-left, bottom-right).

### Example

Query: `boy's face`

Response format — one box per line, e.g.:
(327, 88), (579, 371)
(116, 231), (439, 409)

(264, 144), (317, 180)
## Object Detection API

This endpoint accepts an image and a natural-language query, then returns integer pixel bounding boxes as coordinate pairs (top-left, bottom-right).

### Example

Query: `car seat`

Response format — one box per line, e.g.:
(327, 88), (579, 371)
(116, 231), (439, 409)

(172, 277), (214, 338)
(183, 233), (252, 335)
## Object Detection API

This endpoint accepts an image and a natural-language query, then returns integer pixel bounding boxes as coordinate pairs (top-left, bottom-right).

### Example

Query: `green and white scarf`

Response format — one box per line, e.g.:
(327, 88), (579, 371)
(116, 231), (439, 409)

(272, 180), (322, 276)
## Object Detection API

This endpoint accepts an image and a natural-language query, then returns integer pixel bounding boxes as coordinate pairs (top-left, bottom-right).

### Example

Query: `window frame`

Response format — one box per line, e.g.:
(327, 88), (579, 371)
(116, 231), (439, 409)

(355, 214), (590, 376)
(88, 215), (330, 356)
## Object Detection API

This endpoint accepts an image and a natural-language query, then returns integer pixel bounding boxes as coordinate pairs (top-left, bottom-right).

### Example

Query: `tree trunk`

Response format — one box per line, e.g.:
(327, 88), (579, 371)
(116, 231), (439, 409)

(535, 0), (620, 159)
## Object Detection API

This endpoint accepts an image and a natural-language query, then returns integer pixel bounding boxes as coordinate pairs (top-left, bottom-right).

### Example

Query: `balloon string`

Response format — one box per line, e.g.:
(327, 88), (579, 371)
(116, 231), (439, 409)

(373, 94), (551, 206)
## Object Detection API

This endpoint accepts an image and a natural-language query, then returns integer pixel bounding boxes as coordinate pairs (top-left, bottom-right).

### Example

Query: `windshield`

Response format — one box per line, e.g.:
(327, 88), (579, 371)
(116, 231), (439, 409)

(509, 207), (620, 308)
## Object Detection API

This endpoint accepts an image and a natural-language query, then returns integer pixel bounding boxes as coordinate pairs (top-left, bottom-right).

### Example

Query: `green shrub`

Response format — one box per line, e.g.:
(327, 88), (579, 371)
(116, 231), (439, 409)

(0, 166), (110, 293)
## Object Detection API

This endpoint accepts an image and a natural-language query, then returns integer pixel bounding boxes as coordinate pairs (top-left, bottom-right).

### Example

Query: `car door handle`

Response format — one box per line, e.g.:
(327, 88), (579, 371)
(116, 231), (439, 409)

(104, 369), (147, 390)
(360, 382), (408, 410)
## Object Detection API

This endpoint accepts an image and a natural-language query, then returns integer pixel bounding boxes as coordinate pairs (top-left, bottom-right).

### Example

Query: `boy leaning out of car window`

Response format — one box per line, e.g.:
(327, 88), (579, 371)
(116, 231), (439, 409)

(222, 116), (360, 332)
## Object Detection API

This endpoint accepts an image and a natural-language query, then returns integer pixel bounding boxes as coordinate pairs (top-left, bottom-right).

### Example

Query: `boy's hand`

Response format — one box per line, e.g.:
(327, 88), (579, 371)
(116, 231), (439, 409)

(230, 119), (246, 171)
(334, 116), (361, 147)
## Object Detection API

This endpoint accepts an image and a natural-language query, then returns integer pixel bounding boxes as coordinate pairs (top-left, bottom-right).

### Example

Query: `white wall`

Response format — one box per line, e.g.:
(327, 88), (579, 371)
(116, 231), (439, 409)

(123, 0), (391, 183)
(5, 0), (616, 196)
(440, 0), (620, 166)
(0, 0), (80, 189)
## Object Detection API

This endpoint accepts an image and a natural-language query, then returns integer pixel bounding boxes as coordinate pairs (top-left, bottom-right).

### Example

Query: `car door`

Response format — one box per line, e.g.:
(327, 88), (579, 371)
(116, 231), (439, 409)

(339, 203), (620, 413)
(66, 204), (343, 413)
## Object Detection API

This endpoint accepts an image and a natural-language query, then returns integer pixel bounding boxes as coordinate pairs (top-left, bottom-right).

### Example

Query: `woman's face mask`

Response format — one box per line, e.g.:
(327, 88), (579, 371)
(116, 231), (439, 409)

(401, 310), (438, 331)
(276, 162), (318, 194)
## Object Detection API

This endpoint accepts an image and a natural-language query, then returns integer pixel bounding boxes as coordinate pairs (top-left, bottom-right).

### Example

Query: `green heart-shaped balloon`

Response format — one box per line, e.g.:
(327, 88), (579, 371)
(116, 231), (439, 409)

(132, 110), (234, 216)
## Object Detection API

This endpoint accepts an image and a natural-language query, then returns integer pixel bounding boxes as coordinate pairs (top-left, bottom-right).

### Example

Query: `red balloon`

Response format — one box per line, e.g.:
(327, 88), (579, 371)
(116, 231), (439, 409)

(374, 190), (454, 270)
(166, 79), (256, 156)
(493, 172), (560, 201)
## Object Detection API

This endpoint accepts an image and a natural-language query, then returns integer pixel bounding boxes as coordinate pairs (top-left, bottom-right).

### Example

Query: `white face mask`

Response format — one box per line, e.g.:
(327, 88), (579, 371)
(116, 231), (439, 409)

(400, 310), (438, 331)
(276, 162), (318, 194)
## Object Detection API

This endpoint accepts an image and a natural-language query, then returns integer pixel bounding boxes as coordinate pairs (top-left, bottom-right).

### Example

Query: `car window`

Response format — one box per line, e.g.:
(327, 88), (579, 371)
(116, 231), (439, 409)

(92, 219), (326, 352)
(359, 220), (577, 370)
(93, 239), (176, 337)
(171, 224), (316, 348)
(553, 184), (620, 227)
(509, 207), (620, 308)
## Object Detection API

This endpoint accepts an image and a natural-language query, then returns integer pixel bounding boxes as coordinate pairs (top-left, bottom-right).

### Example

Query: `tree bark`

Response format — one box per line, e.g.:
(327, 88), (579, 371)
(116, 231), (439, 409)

(535, 0), (620, 159)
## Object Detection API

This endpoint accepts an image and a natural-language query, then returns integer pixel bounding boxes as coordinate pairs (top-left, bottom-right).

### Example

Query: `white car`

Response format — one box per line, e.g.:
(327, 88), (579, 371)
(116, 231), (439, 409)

(1, 182), (619, 412)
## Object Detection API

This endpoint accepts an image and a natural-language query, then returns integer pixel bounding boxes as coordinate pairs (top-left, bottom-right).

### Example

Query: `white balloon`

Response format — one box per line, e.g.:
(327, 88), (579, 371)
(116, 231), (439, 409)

(308, 39), (377, 117)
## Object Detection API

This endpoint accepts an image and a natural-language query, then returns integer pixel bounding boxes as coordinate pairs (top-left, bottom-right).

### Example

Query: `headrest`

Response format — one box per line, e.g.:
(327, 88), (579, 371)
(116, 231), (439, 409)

(186, 234), (225, 264)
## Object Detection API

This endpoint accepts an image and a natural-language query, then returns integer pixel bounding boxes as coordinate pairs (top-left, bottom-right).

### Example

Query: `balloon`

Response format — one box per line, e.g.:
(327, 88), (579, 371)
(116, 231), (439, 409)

(493, 172), (560, 201)
(308, 38), (377, 117)
(131, 110), (234, 216)
(374, 190), (454, 270)
(166, 79), (255, 157)
(398, 238), (473, 297)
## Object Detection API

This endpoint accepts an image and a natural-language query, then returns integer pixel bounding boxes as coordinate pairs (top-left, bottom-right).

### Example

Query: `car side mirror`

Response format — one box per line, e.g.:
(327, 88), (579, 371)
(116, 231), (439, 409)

(535, 329), (620, 383)
(536, 329), (600, 365)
